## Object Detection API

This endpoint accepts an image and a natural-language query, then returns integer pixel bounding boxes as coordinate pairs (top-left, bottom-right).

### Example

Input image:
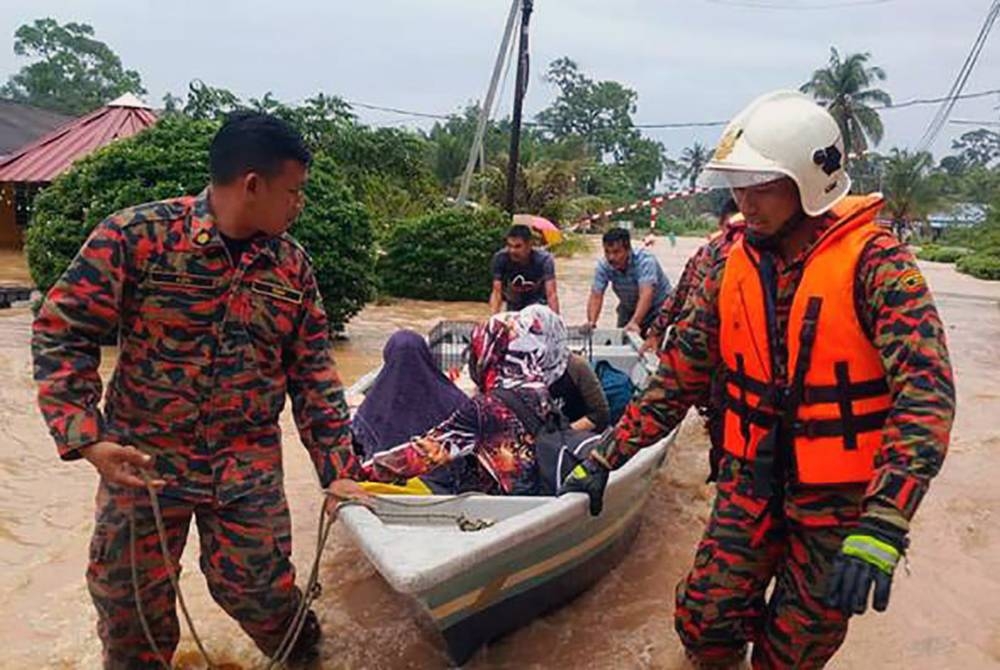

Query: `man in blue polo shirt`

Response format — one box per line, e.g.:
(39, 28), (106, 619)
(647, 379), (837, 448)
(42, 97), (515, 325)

(586, 227), (672, 336)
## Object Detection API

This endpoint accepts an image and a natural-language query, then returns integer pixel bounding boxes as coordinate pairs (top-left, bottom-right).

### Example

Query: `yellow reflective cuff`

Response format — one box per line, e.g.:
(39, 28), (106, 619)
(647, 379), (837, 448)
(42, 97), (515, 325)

(843, 534), (900, 575)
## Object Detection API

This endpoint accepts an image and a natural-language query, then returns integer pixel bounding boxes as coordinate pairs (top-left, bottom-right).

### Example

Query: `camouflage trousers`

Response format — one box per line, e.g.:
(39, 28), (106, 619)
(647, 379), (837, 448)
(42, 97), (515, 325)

(87, 482), (302, 669)
(674, 478), (855, 669)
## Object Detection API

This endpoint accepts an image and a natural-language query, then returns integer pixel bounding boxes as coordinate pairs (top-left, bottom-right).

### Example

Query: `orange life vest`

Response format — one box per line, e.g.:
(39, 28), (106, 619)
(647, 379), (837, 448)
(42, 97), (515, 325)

(718, 194), (892, 486)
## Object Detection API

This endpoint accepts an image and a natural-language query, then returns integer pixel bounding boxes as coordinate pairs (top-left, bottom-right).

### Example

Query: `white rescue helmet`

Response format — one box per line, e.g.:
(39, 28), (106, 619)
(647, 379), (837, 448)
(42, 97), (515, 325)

(697, 90), (851, 217)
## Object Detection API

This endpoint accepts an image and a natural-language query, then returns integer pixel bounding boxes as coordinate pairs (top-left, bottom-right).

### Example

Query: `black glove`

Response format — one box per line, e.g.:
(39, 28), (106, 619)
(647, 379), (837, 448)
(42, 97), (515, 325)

(559, 457), (609, 516)
(825, 517), (908, 616)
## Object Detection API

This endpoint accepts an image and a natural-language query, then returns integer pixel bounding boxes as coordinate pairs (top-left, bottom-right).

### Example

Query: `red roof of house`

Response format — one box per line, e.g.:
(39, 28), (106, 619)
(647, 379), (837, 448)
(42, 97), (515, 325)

(0, 93), (157, 183)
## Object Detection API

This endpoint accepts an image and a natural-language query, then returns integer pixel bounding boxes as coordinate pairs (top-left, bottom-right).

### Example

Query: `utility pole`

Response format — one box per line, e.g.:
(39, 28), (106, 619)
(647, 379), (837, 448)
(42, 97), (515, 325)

(504, 0), (533, 215)
(456, 0), (520, 206)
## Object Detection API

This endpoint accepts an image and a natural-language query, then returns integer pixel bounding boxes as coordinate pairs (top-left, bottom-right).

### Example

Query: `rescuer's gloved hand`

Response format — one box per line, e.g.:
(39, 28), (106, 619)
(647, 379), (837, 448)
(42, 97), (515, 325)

(826, 517), (908, 615)
(560, 456), (609, 517)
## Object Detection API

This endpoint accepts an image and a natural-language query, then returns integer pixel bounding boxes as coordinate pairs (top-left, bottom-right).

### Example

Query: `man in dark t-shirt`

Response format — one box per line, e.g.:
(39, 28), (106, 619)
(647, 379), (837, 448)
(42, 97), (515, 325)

(489, 224), (560, 313)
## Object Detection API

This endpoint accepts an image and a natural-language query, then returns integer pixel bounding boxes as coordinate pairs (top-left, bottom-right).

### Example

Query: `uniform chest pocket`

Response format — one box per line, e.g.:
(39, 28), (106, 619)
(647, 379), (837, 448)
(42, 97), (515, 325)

(140, 271), (224, 325)
(135, 272), (225, 368)
(245, 280), (303, 348)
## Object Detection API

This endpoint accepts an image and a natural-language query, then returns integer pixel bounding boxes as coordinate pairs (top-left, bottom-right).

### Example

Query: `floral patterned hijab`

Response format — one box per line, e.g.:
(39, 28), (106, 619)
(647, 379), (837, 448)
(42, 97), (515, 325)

(468, 304), (569, 393)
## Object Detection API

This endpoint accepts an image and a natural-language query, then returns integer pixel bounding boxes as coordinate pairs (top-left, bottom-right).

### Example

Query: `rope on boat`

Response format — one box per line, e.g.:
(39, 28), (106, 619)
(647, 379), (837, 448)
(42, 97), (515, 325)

(129, 475), (342, 669)
(128, 482), (494, 668)
(337, 491), (497, 532)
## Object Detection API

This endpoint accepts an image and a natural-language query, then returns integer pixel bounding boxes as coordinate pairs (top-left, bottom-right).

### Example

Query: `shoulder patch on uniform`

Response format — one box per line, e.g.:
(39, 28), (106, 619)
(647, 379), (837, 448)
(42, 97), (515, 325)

(278, 233), (314, 263)
(251, 280), (303, 304)
(113, 198), (191, 229)
(898, 268), (926, 291)
(193, 229), (212, 247)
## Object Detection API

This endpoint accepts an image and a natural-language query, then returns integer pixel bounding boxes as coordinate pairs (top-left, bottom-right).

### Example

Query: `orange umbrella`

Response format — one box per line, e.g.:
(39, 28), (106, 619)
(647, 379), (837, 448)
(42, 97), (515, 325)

(513, 214), (563, 245)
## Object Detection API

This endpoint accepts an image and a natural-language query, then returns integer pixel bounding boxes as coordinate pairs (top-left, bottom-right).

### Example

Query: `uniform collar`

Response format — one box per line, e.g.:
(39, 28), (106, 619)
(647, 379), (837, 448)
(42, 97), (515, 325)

(186, 187), (279, 263)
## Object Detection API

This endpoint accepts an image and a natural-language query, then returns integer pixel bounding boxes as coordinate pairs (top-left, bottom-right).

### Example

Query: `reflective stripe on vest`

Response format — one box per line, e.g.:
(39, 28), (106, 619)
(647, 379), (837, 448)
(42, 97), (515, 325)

(718, 194), (892, 485)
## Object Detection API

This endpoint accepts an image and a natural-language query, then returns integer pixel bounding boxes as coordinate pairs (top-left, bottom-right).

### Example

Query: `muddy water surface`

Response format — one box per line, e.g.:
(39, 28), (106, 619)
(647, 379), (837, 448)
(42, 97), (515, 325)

(1, 238), (999, 668)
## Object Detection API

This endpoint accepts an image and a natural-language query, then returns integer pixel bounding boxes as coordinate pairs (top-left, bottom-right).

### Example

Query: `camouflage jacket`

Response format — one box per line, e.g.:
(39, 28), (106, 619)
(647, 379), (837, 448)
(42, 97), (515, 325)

(598, 214), (955, 530)
(32, 190), (360, 503)
(648, 219), (746, 340)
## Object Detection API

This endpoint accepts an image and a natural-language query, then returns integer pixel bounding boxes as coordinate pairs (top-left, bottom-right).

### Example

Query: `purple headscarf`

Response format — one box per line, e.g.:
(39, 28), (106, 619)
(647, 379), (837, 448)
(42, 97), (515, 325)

(352, 329), (471, 459)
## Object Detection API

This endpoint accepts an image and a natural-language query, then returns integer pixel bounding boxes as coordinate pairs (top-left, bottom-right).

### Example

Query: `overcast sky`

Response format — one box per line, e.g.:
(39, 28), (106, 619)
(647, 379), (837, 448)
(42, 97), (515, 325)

(2, 0), (999, 163)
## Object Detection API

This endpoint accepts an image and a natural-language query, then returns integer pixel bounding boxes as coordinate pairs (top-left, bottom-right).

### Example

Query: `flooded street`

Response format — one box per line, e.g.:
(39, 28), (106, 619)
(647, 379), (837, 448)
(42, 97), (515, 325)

(2, 236), (1000, 669)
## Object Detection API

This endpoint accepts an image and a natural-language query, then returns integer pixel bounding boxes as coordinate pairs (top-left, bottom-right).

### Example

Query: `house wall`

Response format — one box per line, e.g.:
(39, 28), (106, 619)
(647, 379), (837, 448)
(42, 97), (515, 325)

(0, 182), (20, 248)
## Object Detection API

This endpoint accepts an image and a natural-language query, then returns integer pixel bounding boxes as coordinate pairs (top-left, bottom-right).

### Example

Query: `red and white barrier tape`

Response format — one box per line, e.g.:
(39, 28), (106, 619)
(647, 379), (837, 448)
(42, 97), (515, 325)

(577, 186), (709, 226)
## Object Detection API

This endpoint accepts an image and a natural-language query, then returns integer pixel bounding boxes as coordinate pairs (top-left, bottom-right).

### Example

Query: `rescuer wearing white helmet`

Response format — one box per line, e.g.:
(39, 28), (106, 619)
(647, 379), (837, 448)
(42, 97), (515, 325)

(562, 90), (955, 668)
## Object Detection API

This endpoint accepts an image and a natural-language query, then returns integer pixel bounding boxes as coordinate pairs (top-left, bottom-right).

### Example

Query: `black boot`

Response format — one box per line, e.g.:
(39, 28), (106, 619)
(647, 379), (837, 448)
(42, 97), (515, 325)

(285, 609), (322, 666)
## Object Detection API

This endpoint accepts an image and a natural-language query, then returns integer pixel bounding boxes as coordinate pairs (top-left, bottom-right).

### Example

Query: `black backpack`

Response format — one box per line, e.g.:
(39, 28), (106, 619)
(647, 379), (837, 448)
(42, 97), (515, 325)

(493, 389), (602, 495)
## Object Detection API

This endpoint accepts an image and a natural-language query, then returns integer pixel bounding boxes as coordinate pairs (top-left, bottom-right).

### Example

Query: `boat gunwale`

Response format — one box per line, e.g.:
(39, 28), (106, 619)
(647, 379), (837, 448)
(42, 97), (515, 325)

(338, 430), (674, 594)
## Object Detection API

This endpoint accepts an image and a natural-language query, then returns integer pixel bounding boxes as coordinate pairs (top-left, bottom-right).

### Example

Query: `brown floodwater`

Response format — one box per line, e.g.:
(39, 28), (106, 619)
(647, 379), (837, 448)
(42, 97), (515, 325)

(2, 237), (1000, 669)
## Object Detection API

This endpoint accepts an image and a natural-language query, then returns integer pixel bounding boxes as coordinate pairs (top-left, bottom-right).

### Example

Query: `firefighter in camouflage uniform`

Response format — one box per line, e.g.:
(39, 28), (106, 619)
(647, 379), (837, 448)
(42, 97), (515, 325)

(32, 113), (367, 668)
(562, 91), (955, 668)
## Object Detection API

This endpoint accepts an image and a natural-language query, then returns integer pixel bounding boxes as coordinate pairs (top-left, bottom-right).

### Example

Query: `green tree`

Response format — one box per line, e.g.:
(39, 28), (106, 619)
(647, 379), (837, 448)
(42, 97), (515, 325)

(378, 208), (508, 301)
(170, 80), (243, 120)
(801, 47), (891, 158)
(881, 149), (939, 229)
(537, 58), (638, 158)
(847, 151), (884, 194)
(679, 142), (711, 189)
(1, 18), (145, 115)
(950, 128), (1000, 169)
(535, 58), (663, 198)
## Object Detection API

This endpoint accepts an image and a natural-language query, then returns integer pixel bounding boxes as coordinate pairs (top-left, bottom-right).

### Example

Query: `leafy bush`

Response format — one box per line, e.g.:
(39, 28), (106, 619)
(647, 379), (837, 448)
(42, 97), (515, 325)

(956, 253), (1000, 280)
(657, 214), (716, 236)
(26, 115), (376, 328)
(549, 232), (590, 258)
(290, 153), (376, 327)
(378, 207), (508, 301)
(26, 115), (216, 293)
(916, 245), (971, 263)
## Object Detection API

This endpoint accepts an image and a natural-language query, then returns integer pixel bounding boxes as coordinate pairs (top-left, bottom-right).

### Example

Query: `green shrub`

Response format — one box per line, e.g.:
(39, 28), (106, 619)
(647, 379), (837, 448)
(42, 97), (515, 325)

(26, 115), (376, 329)
(289, 154), (376, 327)
(956, 253), (1000, 280)
(379, 207), (508, 301)
(916, 245), (972, 263)
(656, 214), (716, 236)
(26, 115), (216, 294)
(549, 232), (590, 258)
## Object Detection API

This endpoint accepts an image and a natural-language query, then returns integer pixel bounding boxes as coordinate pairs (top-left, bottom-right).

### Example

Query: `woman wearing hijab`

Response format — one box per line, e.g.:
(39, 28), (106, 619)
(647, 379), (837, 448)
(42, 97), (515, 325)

(352, 329), (470, 460)
(361, 305), (568, 495)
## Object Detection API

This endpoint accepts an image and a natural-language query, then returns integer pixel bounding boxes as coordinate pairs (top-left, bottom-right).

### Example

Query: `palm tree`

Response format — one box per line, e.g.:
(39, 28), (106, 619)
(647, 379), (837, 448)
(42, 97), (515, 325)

(679, 142), (711, 189)
(882, 149), (940, 234)
(801, 47), (892, 159)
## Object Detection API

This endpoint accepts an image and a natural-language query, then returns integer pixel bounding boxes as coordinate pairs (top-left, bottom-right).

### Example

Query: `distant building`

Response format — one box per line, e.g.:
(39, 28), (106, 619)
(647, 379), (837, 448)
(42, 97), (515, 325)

(927, 202), (988, 231)
(0, 99), (72, 161)
(0, 93), (157, 248)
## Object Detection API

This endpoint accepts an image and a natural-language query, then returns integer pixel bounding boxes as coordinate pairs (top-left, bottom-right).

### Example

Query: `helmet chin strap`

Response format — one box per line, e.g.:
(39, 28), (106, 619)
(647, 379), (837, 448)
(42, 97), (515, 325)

(745, 208), (808, 252)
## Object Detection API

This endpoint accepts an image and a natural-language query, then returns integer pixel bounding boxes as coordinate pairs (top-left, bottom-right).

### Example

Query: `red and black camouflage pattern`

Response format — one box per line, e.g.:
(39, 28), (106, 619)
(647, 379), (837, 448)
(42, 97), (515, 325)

(675, 455), (853, 669)
(32, 190), (360, 500)
(32, 190), (358, 666)
(646, 221), (744, 481)
(89, 482), (301, 668)
(648, 219), (744, 340)
(596, 209), (955, 665)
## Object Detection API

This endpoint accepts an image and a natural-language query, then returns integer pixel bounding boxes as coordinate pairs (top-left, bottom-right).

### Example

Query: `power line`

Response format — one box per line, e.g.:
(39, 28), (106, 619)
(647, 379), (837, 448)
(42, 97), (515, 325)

(346, 100), (452, 120)
(342, 88), (1000, 132)
(917, 0), (1000, 150)
(705, 0), (892, 9)
(882, 88), (1000, 110)
(949, 119), (1000, 127)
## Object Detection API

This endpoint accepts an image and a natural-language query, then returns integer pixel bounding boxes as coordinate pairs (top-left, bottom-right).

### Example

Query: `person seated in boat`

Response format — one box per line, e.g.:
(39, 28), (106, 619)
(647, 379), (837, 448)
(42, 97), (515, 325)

(361, 305), (568, 495)
(548, 351), (610, 432)
(352, 329), (472, 460)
